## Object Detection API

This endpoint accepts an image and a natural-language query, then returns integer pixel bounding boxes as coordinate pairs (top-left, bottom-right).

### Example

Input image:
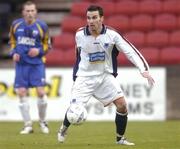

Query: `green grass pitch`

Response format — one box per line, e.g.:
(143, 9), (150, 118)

(0, 121), (180, 149)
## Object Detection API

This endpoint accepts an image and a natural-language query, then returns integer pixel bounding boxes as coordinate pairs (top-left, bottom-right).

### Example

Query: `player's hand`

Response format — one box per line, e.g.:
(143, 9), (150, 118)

(141, 71), (155, 87)
(28, 48), (39, 57)
(13, 53), (20, 62)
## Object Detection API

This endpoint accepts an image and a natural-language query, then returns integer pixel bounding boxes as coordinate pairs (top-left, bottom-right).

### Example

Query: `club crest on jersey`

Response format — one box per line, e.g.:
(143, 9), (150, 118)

(32, 30), (38, 36)
(104, 43), (109, 49)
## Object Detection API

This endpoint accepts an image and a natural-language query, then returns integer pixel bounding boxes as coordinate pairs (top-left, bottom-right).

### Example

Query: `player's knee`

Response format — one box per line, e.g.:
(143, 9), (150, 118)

(36, 87), (46, 98)
(117, 103), (127, 113)
(16, 88), (27, 97)
(114, 98), (127, 113)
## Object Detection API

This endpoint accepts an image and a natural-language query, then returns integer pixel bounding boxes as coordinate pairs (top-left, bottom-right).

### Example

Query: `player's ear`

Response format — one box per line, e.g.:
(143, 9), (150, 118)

(22, 10), (26, 17)
(35, 6), (38, 13)
(100, 16), (104, 22)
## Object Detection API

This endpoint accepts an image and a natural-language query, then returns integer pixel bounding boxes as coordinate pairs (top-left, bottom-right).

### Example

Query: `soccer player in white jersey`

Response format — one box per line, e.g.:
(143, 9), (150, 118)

(57, 5), (155, 145)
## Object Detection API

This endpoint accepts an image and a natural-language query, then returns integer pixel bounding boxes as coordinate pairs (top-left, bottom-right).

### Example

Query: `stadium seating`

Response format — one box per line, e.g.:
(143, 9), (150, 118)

(177, 16), (180, 29)
(0, 3), (11, 35)
(106, 15), (130, 33)
(162, 0), (180, 14)
(117, 53), (133, 66)
(62, 48), (76, 66)
(70, 2), (90, 17)
(139, 0), (162, 15)
(114, 0), (138, 16)
(140, 47), (160, 65)
(81, 0), (96, 2)
(169, 30), (180, 46)
(46, 49), (65, 66)
(71, 1), (115, 17)
(154, 14), (177, 31)
(46, 48), (76, 66)
(61, 16), (86, 33)
(146, 30), (169, 48)
(81, 0), (109, 2)
(160, 47), (180, 65)
(95, 1), (115, 17)
(0, 3), (11, 14)
(53, 33), (75, 49)
(117, 46), (160, 65)
(130, 14), (153, 31)
(48, 0), (180, 66)
(124, 31), (145, 48)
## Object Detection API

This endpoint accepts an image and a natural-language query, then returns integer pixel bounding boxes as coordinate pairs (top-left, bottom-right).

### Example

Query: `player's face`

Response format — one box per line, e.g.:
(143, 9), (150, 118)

(22, 4), (37, 24)
(87, 10), (103, 33)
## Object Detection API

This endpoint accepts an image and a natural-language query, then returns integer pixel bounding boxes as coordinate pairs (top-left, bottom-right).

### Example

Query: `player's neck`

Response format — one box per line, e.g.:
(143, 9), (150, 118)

(25, 18), (36, 25)
(89, 26), (102, 37)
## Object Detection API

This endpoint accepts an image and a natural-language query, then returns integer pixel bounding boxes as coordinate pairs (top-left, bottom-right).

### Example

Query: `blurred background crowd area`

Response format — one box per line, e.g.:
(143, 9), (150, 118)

(0, 0), (180, 67)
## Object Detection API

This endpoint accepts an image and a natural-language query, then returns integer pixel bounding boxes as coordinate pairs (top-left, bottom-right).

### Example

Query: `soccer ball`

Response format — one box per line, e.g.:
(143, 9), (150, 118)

(66, 104), (87, 125)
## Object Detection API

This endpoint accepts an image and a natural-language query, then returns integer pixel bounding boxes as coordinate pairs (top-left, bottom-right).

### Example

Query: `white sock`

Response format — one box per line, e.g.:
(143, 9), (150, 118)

(19, 97), (32, 126)
(37, 95), (47, 122)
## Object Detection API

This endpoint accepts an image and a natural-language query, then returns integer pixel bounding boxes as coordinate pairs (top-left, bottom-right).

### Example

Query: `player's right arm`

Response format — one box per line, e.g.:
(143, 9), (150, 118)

(8, 21), (20, 62)
(30, 20), (51, 58)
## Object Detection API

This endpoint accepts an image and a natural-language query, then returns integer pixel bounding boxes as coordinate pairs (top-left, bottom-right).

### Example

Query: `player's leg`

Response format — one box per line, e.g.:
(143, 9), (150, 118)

(37, 88), (47, 124)
(58, 103), (85, 143)
(36, 87), (49, 134)
(31, 64), (49, 134)
(113, 97), (134, 145)
(17, 87), (33, 134)
(57, 112), (71, 143)
(96, 73), (134, 145)
(58, 76), (94, 143)
(113, 97), (127, 140)
(15, 64), (33, 134)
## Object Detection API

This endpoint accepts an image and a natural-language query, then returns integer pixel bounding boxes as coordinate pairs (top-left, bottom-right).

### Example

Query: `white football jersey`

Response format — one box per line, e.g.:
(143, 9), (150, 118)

(73, 25), (149, 80)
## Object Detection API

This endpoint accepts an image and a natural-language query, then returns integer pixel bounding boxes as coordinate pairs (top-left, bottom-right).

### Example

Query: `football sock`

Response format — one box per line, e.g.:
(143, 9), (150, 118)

(37, 95), (47, 122)
(19, 97), (31, 125)
(115, 111), (128, 141)
(63, 112), (71, 127)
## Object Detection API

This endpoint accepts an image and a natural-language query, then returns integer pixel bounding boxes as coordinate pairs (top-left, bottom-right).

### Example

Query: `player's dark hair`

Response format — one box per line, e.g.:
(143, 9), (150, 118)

(22, 1), (37, 10)
(87, 5), (104, 17)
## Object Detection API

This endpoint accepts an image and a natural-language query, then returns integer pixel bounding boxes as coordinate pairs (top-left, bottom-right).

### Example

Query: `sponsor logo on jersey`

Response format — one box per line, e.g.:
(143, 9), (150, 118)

(17, 36), (35, 46)
(89, 51), (105, 62)
(17, 29), (24, 32)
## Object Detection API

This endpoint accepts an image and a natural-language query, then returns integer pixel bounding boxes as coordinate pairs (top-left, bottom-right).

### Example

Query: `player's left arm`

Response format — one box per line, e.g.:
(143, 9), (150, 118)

(39, 24), (51, 56)
(115, 32), (155, 86)
(141, 71), (155, 86)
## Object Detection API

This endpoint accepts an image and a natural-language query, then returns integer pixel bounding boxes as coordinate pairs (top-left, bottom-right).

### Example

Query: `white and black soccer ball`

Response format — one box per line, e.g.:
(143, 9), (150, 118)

(66, 104), (87, 125)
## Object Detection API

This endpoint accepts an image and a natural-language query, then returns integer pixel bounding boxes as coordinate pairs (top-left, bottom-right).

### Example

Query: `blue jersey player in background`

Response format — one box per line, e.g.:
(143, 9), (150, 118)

(9, 1), (51, 134)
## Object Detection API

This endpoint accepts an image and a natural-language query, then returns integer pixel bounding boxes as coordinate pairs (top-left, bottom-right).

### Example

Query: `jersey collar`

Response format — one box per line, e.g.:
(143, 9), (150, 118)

(84, 24), (107, 36)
